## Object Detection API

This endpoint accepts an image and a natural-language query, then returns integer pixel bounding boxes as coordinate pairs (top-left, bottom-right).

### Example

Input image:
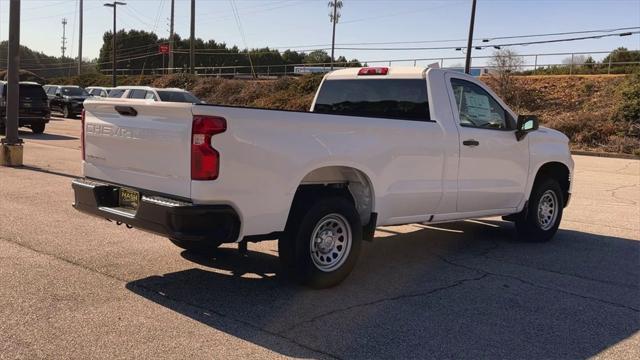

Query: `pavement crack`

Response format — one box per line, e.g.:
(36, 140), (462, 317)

(605, 184), (639, 206)
(434, 252), (640, 313)
(482, 255), (640, 290)
(281, 273), (490, 334)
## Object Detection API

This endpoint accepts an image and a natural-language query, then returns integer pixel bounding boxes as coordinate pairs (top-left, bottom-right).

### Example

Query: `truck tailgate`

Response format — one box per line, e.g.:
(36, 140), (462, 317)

(82, 99), (193, 198)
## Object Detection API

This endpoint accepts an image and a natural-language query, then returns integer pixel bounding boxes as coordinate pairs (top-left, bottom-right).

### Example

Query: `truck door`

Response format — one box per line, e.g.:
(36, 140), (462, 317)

(445, 74), (529, 213)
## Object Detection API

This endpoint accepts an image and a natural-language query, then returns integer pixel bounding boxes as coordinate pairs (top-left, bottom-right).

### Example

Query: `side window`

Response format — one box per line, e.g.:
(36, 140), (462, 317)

(144, 92), (157, 101)
(313, 79), (431, 121)
(101, 90), (108, 97)
(47, 87), (57, 95)
(108, 89), (125, 98)
(128, 89), (147, 99)
(450, 78), (510, 130)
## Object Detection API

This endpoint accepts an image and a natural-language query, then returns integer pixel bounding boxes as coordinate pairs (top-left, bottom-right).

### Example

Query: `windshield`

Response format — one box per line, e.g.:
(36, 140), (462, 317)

(20, 84), (47, 99)
(313, 79), (430, 121)
(61, 87), (89, 96)
(156, 90), (201, 103)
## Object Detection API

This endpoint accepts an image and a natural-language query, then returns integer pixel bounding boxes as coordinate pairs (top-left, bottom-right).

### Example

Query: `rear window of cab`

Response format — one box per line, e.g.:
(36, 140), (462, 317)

(313, 79), (431, 121)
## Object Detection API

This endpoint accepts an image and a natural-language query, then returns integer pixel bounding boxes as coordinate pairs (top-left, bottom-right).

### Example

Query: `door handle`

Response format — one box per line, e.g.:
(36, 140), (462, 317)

(462, 139), (480, 146)
(114, 106), (138, 117)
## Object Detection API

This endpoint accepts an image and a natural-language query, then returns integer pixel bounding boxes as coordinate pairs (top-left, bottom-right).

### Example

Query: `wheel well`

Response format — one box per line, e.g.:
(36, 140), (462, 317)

(534, 162), (571, 206)
(290, 166), (374, 225)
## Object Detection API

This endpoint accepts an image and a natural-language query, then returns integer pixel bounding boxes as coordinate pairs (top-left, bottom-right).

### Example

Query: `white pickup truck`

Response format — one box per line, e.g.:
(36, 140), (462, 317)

(72, 67), (573, 288)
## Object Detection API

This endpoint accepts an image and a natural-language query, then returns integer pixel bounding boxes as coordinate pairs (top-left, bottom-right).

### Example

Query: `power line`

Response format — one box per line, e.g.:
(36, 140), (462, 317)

(268, 26), (640, 49)
(229, 0), (256, 78)
(330, 31), (640, 51)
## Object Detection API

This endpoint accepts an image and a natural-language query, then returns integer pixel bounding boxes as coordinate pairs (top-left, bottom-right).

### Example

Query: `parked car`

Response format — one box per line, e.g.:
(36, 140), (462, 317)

(72, 67), (574, 288)
(86, 86), (113, 98)
(107, 86), (203, 103)
(0, 81), (50, 134)
(44, 85), (90, 118)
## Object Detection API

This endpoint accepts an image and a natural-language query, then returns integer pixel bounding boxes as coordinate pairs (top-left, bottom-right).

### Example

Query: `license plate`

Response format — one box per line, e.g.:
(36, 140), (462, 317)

(119, 188), (140, 209)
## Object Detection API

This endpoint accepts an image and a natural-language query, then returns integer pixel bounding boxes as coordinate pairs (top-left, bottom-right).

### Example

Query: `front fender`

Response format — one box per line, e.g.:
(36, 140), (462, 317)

(520, 127), (574, 210)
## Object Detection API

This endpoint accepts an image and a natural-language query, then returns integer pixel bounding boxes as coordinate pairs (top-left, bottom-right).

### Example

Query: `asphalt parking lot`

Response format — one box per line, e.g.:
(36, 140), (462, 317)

(1, 117), (639, 359)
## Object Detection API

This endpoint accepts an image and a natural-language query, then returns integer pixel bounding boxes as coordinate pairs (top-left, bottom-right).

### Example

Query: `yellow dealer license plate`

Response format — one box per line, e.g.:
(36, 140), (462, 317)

(119, 188), (140, 210)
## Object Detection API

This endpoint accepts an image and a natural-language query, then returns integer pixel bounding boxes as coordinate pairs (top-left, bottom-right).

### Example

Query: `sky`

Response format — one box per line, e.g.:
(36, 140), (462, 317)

(0, 0), (639, 69)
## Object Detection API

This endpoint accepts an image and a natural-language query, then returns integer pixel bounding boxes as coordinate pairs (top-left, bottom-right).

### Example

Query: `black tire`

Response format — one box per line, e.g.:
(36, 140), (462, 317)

(279, 196), (362, 289)
(515, 178), (564, 242)
(169, 238), (221, 254)
(31, 123), (45, 134)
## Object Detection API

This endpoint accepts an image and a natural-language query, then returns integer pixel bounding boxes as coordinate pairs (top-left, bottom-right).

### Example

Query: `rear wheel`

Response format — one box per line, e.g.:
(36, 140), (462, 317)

(31, 123), (45, 134)
(169, 238), (221, 254)
(515, 178), (564, 242)
(279, 196), (362, 288)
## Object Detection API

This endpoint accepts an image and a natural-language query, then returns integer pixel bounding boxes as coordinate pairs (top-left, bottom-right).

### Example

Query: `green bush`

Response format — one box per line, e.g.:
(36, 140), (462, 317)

(614, 73), (640, 125)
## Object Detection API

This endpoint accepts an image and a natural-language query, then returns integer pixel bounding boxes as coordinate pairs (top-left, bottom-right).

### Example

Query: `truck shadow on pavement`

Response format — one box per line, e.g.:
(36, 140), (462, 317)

(126, 220), (640, 359)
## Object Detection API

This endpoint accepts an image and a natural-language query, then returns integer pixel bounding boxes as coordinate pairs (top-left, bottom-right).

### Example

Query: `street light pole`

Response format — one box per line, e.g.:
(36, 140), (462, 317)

(168, 0), (174, 74)
(78, 0), (83, 75)
(464, 0), (477, 74)
(190, 0), (195, 74)
(104, 1), (126, 87)
(1, 0), (23, 167)
(330, 0), (337, 70)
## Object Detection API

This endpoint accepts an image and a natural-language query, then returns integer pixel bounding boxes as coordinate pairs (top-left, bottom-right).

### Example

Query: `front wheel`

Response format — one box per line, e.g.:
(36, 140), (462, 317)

(516, 178), (564, 242)
(279, 196), (362, 288)
(31, 123), (45, 134)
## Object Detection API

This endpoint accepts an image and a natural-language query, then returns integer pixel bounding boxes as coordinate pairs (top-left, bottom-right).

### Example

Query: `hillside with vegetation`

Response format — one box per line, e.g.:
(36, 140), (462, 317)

(50, 71), (638, 155)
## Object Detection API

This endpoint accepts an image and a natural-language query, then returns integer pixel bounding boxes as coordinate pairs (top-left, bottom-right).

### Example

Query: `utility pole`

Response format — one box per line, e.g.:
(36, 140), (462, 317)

(168, 0), (175, 74)
(464, 0), (477, 74)
(104, 1), (126, 87)
(190, 0), (195, 74)
(61, 18), (67, 58)
(1, 0), (23, 167)
(328, 0), (342, 70)
(78, 0), (83, 75)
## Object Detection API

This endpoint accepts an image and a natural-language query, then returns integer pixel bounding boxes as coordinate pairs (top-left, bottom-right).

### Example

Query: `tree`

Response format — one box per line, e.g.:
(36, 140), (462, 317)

(603, 47), (640, 65)
(562, 54), (588, 65)
(488, 49), (524, 104)
(282, 50), (304, 65)
(304, 50), (331, 65)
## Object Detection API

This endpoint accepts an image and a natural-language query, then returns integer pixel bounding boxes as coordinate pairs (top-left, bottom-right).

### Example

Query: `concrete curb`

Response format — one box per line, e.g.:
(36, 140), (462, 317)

(571, 150), (640, 160)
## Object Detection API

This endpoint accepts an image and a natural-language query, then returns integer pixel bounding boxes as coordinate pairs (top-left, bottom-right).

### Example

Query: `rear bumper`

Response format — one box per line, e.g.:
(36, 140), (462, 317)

(69, 103), (84, 113)
(71, 178), (240, 244)
(0, 113), (50, 126)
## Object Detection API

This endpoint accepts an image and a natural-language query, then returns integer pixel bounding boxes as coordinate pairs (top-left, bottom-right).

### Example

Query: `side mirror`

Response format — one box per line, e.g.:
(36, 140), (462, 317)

(516, 115), (539, 141)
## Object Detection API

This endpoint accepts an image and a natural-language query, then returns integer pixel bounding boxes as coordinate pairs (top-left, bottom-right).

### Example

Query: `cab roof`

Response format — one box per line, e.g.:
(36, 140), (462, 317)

(115, 85), (186, 92)
(325, 66), (428, 80)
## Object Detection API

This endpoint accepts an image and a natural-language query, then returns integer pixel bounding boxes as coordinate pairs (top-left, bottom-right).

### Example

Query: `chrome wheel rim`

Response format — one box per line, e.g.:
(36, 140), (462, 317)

(310, 213), (352, 272)
(537, 190), (558, 231)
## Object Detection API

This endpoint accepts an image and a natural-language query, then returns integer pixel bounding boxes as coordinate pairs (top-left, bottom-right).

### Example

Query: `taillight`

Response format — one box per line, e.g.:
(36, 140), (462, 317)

(358, 67), (389, 75)
(191, 115), (226, 180)
(81, 109), (86, 161)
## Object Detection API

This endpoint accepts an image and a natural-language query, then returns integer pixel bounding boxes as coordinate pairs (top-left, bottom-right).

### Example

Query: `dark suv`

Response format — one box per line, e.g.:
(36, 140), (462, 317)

(0, 81), (51, 134)
(44, 85), (90, 118)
